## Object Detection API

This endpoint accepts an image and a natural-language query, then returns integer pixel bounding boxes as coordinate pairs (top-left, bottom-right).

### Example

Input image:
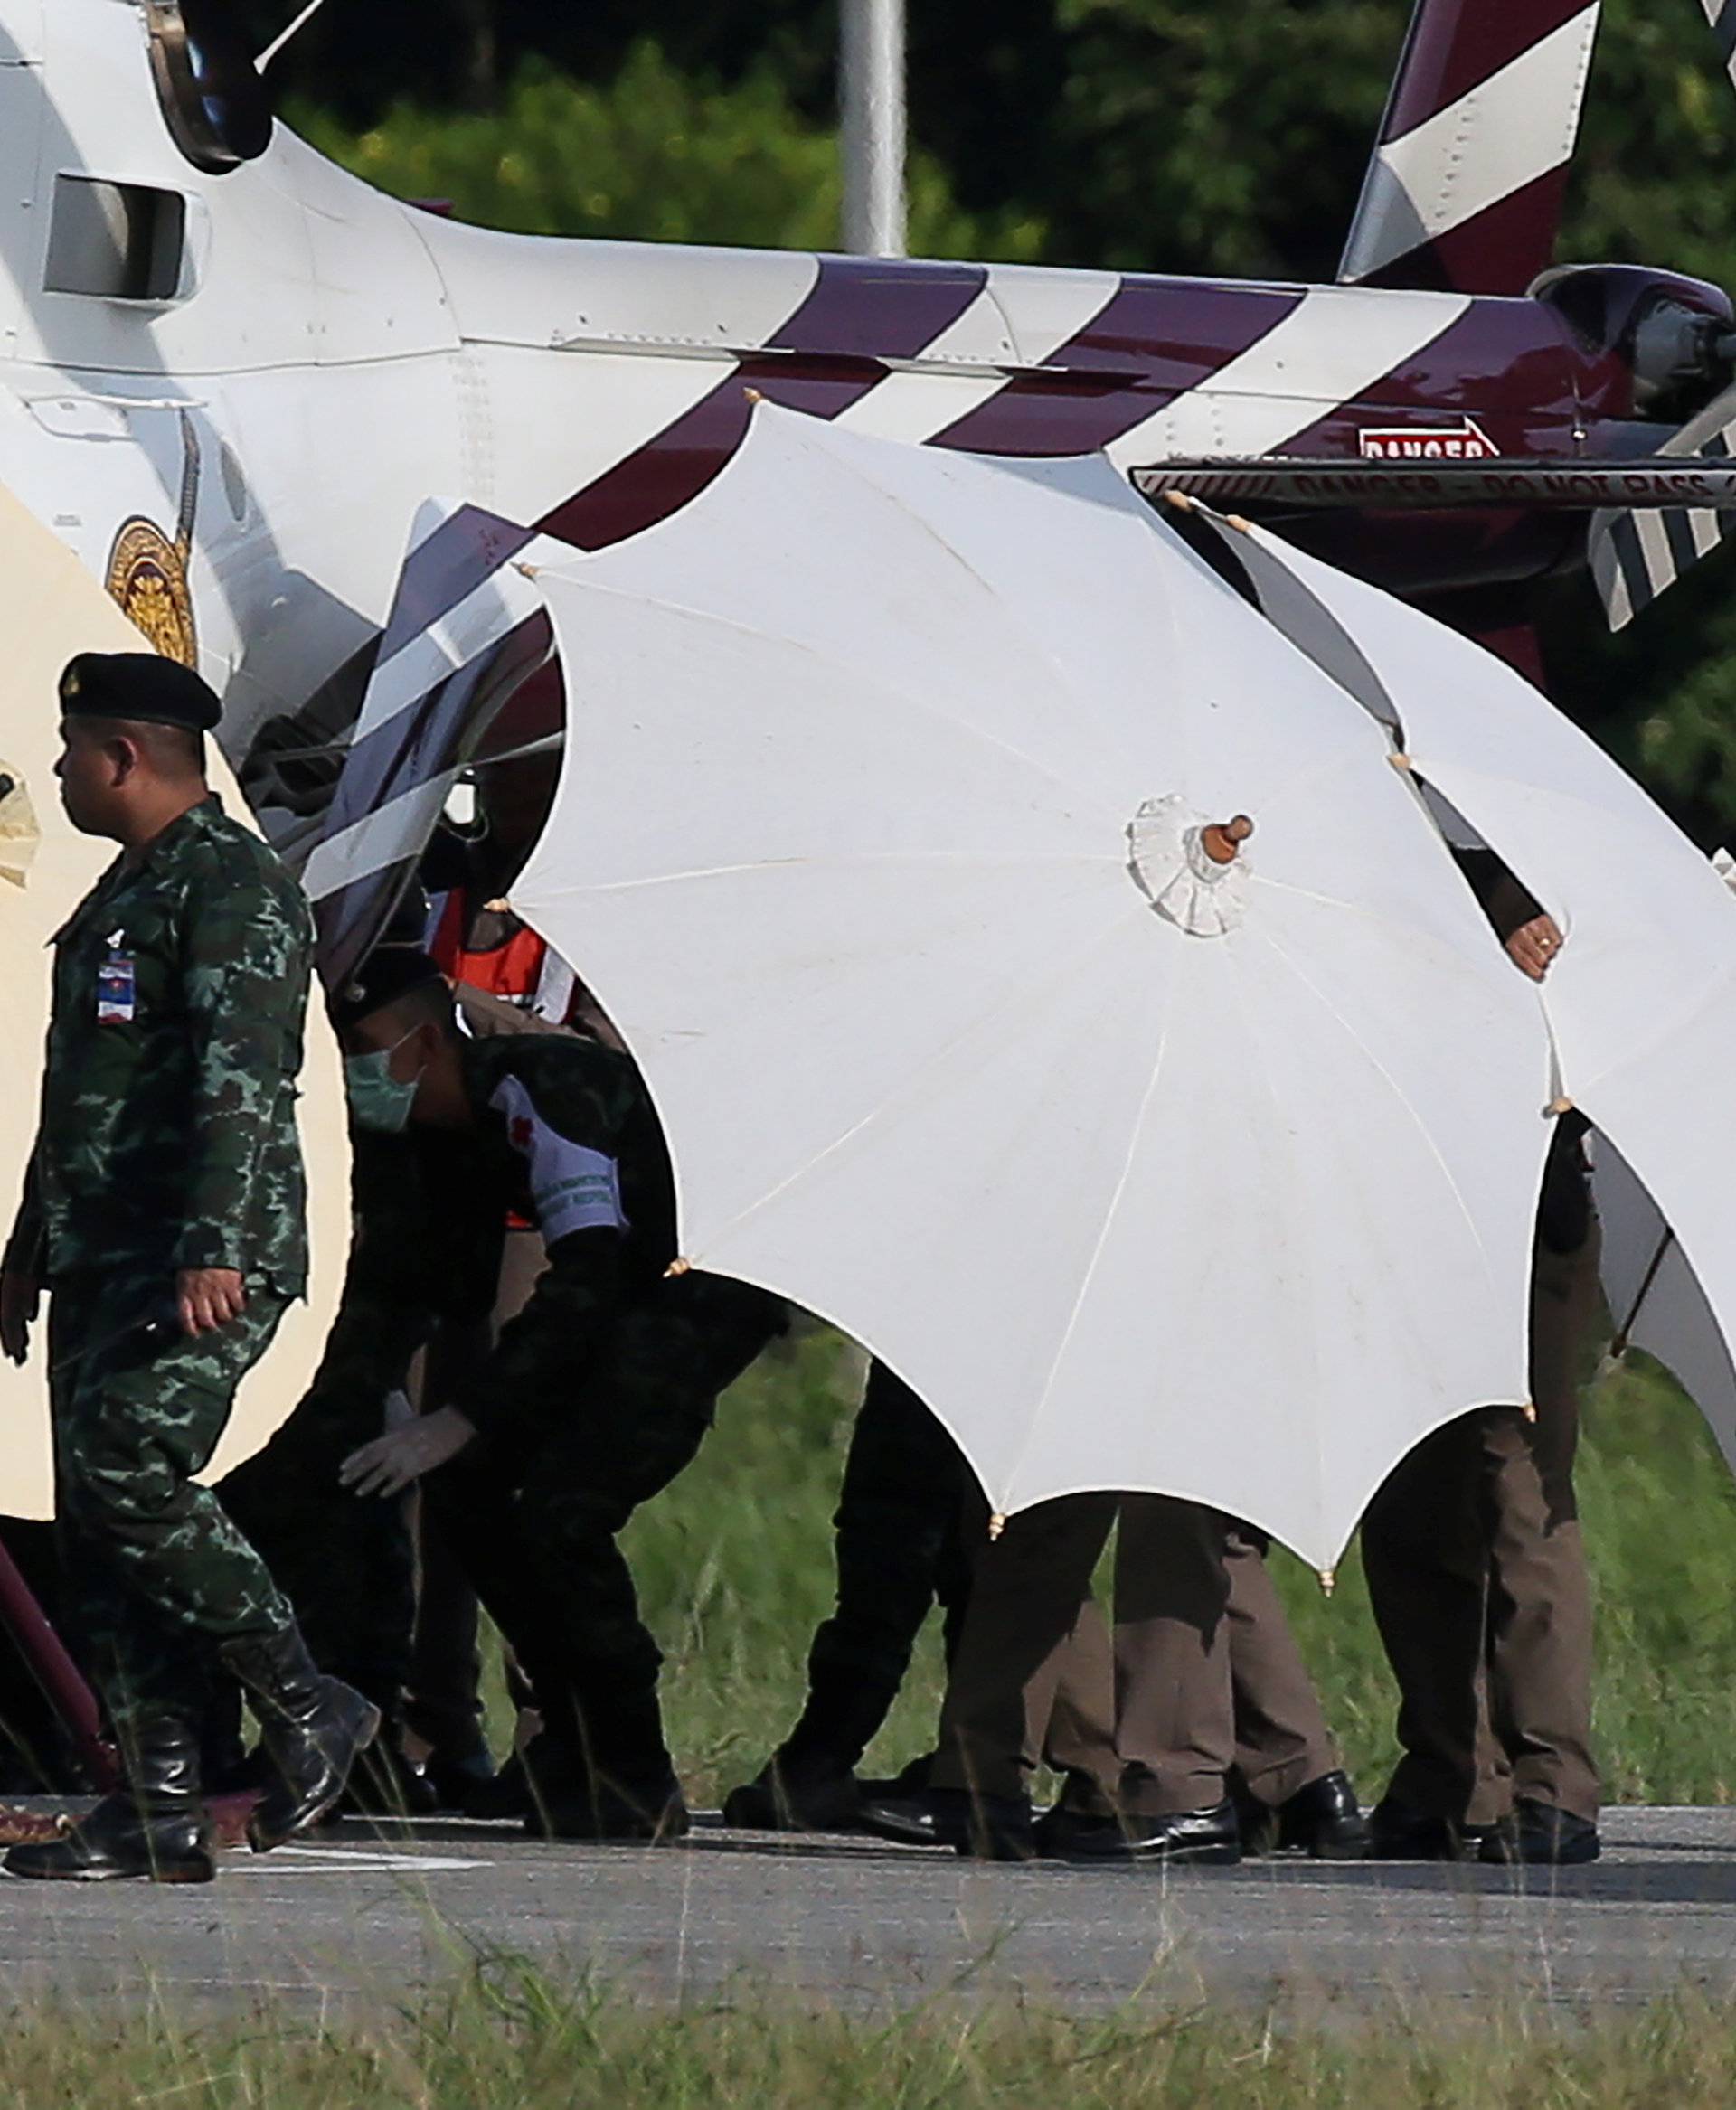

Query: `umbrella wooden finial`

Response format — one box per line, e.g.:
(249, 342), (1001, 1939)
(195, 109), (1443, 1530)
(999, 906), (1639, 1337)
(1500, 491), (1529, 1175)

(1201, 815), (1254, 866)
(988, 1512), (1006, 1541)
(665, 1258), (693, 1279)
(1547, 1096), (1576, 1117)
(1161, 489), (1196, 512)
(1388, 751), (1415, 773)
(743, 387), (767, 405)
(1317, 1568), (1336, 1597)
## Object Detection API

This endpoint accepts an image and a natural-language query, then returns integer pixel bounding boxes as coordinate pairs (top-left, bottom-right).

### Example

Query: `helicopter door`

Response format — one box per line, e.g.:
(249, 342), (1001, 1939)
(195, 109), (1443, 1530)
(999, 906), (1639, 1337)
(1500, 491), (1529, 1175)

(0, 12), (45, 360)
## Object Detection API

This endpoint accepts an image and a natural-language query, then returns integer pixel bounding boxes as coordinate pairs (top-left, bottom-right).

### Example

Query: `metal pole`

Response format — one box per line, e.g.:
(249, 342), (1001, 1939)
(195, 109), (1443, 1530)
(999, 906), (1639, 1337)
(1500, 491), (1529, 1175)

(840, 0), (908, 257)
(0, 1537), (116, 1790)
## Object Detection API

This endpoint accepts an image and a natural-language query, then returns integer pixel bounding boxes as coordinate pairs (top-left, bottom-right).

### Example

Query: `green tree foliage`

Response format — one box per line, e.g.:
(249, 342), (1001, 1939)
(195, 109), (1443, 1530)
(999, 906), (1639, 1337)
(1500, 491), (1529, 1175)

(293, 47), (1045, 259)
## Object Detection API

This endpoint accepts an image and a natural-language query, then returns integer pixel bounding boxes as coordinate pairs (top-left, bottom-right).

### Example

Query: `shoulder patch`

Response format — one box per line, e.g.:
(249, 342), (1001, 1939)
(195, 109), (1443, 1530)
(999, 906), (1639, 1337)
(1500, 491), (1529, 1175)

(489, 1073), (627, 1241)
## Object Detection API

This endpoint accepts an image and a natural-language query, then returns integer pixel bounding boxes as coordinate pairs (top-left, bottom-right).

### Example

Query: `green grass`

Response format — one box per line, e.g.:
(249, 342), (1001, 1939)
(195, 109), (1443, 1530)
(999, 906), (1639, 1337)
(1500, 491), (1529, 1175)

(600, 1320), (1736, 1809)
(16, 1966), (1736, 2105)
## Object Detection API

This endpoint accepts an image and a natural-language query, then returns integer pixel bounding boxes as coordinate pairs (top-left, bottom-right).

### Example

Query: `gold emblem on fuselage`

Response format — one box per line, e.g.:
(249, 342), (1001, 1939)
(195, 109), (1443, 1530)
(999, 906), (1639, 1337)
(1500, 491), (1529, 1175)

(104, 411), (202, 667)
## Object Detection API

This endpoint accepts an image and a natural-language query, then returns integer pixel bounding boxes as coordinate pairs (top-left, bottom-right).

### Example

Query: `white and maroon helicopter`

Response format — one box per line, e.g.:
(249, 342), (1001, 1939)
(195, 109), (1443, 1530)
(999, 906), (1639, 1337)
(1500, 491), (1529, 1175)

(0, 0), (1733, 1801)
(5, 0), (1736, 861)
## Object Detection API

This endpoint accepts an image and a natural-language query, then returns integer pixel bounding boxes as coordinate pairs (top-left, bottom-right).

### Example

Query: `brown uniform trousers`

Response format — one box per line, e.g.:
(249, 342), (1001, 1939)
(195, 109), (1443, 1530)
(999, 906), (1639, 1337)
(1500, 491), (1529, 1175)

(1361, 1226), (1602, 1825)
(930, 1493), (1337, 1816)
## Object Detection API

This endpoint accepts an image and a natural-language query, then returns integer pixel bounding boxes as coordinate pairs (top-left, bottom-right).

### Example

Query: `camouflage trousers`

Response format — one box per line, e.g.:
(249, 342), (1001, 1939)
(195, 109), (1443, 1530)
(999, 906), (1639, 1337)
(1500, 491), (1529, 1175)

(49, 1268), (295, 1735)
(218, 1371), (414, 1717)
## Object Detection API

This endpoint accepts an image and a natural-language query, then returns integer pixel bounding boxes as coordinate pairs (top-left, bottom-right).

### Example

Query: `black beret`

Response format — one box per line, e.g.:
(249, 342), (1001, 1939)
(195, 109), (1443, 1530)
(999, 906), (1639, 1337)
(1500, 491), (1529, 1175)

(330, 946), (450, 1033)
(59, 653), (222, 733)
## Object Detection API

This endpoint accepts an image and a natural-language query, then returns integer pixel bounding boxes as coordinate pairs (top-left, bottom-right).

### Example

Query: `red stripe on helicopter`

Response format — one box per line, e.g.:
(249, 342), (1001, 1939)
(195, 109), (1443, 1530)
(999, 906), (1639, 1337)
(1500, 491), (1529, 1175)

(1382, 0), (1592, 137)
(930, 279), (1307, 457)
(1352, 168), (1578, 298)
(537, 259), (987, 551)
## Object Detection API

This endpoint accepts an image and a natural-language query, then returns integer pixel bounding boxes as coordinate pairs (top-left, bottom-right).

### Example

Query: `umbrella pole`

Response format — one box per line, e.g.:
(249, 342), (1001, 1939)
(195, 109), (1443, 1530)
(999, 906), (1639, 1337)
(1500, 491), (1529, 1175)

(0, 1534), (116, 1790)
(1611, 1227), (1675, 1361)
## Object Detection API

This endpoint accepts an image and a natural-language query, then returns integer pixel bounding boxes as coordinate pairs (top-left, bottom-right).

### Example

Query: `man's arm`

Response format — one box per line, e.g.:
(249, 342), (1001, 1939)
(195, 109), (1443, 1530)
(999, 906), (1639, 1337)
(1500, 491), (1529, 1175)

(1454, 848), (1562, 982)
(175, 857), (313, 1286)
(341, 1225), (624, 1497)
(0, 1154), (45, 1365)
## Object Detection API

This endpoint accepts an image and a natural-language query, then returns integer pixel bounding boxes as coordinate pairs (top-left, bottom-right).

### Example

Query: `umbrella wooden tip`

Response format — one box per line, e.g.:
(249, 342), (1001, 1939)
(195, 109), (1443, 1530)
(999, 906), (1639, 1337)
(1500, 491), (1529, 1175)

(1225, 513), (1252, 534)
(743, 387), (767, 405)
(665, 1258), (693, 1279)
(1201, 815), (1255, 865)
(512, 561), (541, 581)
(1388, 751), (1415, 773)
(1161, 489), (1195, 512)
(1522, 1399), (1538, 1423)
(1547, 1096), (1576, 1117)
(988, 1512), (1006, 1541)
(1316, 1568), (1336, 1597)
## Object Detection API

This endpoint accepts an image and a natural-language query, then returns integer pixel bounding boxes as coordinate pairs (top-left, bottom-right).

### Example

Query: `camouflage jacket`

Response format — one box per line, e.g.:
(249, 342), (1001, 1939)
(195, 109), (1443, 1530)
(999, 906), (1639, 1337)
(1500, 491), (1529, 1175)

(3, 796), (314, 1288)
(314, 1034), (782, 1458)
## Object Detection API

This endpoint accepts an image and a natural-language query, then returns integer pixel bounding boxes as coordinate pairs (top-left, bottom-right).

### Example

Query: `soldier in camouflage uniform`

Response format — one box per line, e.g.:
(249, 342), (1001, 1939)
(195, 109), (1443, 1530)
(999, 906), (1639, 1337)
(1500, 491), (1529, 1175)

(0, 654), (379, 1883)
(334, 947), (784, 1842)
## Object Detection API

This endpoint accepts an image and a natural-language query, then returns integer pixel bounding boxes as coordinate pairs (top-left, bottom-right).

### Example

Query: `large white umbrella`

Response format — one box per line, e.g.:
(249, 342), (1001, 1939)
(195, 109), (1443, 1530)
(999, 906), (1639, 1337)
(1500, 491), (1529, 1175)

(512, 407), (1552, 1571)
(1222, 515), (1736, 1474)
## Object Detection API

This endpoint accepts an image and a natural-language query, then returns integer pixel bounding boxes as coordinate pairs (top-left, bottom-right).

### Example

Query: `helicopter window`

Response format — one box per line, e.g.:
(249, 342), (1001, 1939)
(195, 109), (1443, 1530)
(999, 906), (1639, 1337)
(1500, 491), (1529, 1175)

(44, 178), (186, 303)
(146, 1), (275, 176)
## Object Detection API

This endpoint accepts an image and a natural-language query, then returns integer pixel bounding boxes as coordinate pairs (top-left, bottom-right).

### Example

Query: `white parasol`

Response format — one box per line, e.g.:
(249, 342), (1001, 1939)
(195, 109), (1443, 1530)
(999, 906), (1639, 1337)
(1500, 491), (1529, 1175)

(1226, 517), (1736, 1475)
(512, 407), (1552, 1571)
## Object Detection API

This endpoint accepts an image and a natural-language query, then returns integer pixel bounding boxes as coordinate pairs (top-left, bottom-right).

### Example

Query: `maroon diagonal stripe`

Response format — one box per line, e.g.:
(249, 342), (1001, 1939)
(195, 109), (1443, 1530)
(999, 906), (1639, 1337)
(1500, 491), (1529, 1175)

(1354, 169), (1575, 297)
(1382, 0), (1591, 138)
(538, 259), (986, 551)
(931, 279), (1304, 458)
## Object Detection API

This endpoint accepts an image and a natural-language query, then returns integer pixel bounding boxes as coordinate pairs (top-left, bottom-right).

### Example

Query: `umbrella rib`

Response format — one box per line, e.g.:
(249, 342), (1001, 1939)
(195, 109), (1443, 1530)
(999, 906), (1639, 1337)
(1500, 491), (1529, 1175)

(545, 850), (1121, 897)
(1008, 1009), (1175, 1487)
(686, 913), (1138, 1258)
(1252, 925), (1508, 1287)
(546, 573), (1116, 813)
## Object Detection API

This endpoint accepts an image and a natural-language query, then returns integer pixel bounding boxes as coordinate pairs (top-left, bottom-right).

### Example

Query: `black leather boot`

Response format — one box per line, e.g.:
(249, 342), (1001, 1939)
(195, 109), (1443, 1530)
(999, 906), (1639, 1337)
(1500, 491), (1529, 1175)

(5, 1719), (213, 1883)
(220, 1625), (382, 1851)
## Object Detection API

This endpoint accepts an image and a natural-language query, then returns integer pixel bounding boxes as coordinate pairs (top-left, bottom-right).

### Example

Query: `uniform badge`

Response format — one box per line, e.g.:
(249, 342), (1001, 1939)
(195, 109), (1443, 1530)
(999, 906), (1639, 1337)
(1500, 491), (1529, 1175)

(97, 940), (137, 1024)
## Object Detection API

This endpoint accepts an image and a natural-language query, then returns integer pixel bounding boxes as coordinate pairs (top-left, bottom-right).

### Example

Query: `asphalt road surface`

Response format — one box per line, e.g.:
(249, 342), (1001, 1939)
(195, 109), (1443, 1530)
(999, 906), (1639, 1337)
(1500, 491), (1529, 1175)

(0, 1805), (1731, 2018)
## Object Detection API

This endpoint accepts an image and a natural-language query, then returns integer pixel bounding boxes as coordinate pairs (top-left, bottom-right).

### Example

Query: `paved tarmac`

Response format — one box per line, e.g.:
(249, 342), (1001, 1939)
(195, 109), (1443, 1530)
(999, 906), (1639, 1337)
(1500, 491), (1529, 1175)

(0, 1804), (1732, 2018)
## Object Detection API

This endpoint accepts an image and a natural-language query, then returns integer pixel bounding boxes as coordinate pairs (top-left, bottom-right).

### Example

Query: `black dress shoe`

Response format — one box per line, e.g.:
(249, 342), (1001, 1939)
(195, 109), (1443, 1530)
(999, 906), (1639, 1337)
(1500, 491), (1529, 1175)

(1048, 1797), (1242, 1866)
(1272, 1771), (1370, 1860)
(421, 1747), (497, 1813)
(722, 1758), (861, 1832)
(1477, 1798), (1601, 1867)
(5, 1720), (213, 1884)
(341, 1737), (439, 1820)
(464, 1749), (533, 1820)
(1033, 1802), (1122, 1858)
(1365, 1798), (1498, 1861)
(859, 1786), (1036, 1860)
(525, 1776), (690, 1844)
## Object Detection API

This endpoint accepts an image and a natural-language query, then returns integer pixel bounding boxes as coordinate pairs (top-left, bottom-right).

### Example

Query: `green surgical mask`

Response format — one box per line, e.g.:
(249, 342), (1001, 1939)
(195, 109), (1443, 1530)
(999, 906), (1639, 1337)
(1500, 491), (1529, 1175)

(344, 1033), (421, 1135)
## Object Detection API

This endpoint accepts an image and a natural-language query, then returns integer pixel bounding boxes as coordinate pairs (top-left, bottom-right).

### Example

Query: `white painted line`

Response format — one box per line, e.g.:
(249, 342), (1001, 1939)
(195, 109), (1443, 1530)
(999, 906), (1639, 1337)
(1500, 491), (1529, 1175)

(234, 1845), (492, 1873)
